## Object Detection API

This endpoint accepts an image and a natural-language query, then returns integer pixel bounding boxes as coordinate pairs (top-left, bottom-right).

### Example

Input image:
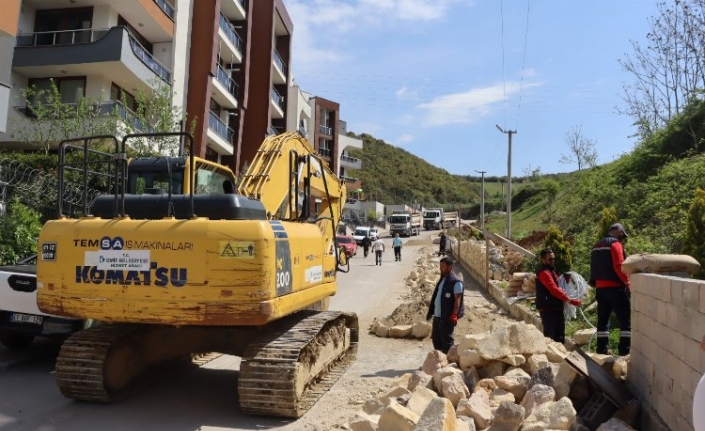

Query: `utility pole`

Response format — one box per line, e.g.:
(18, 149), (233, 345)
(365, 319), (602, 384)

(496, 125), (516, 239)
(475, 170), (486, 229)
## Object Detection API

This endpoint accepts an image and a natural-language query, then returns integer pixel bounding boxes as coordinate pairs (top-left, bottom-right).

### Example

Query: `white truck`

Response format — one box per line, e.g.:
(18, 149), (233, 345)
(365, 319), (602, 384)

(352, 226), (372, 245)
(0, 257), (84, 349)
(423, 208), (459, 230)
(388, 212), (421, 237)
(442, 211), (459, 229)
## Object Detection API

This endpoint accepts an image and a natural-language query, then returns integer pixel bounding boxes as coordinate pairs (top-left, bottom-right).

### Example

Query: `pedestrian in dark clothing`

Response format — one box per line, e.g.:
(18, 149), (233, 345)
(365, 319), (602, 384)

(361, 235), (371, 258)
(590, 223), (631, 355)
(536, 249), (582, 343)
(392, 234), (403, 261)
(426, 256), (464, 353)
(439, 232), (447, 256)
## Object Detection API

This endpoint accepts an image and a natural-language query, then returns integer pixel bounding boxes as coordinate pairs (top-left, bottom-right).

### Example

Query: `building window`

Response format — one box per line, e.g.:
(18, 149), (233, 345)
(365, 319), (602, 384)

(210, 98), (223, 116)
(28, 77), (86, 105)
(110, 83), (137, 111)
(34, 8), (93, 33)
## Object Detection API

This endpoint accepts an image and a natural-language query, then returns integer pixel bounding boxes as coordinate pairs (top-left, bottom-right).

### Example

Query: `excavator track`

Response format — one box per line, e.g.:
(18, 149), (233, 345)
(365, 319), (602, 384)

(238, 310), (359, 418)
(55, 324), (145, 402)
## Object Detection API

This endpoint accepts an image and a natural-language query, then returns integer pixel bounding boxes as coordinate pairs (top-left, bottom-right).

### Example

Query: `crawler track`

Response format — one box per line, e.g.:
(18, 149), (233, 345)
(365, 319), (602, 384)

(238, 310), (359, 418)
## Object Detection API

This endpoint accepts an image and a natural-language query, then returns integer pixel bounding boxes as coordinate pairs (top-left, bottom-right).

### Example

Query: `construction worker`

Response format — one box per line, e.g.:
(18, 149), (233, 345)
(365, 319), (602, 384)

(590, 223), (631, 355)
(439, 232), (447, 256)
(371, 236), (385, 266)
(536, 249), (582, 343)
(392, 234), (403, 261)
(426, 256), (464, 353)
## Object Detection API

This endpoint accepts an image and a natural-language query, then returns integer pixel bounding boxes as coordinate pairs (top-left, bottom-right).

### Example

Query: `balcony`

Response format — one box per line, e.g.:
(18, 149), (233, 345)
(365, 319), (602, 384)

(340, 154), (362, 169)
(14, 100), (150, 131)
(272, 49), (286, 84)
(212, 64), (239, 109)
(0, 82), (9, 133)
(13, 27), (172, 90)
(319, 124), (333, 136)
(341, 177), (362, 190)
(319, 147), (332, 158)
(270, 87), (284, 119)
(218, 13), (243, 64)
(207, 111), (234, 155)
(222, 0), (247, 21)
(154, 0), (176, 21)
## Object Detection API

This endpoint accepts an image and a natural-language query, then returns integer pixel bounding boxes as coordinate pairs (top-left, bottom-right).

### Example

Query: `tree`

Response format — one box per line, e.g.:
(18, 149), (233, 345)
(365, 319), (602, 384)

(542, 179), (560, 223)
(0, 199), (42, 264)
(12, 79), (187, 156)
(683, 188), (705, 278)
(543, 225), (572, 274)
(619, 0), (705, 143)
(559, 125), (598, 171)
(597, 206), (619, 240)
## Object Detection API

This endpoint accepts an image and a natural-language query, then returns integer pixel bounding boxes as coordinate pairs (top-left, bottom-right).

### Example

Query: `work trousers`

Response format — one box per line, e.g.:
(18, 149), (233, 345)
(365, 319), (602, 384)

(363, 246), (369, 257)
(432, 316), (455, 354)
(394, 246), (401, 261)
(539, 309), (565, 343)
(596, 286), (631, 355)
(375, 250), (383, 265)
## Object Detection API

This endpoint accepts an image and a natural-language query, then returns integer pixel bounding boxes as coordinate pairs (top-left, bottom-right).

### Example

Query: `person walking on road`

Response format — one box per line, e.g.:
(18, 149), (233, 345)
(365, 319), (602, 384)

(426, 256), (464, 353)
(439, 231), (447, 256)
(590, 222), (631, 355)
(536, 249), (582, 343)
(392, 234), (403, 261)
(361, 235), (371, 258)
(371, 237), (385, 266)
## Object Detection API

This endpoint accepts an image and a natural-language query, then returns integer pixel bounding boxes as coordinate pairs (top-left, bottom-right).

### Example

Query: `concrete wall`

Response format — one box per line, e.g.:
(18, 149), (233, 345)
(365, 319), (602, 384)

(629, 273), (705, 431)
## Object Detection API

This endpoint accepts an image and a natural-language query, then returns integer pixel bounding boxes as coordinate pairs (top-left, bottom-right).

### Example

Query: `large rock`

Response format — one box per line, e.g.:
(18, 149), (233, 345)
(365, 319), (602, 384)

(375, 324), (390, 337)
(475, 326), (512, 359)
(422, 350), (449, 375)
(520, 384), (555, 418)
(464, 367), (480, 392)
(494, 376), (528, 402)
(528, 366), (554, 389)
(412, 321), (432, 339)
(408, 370), (434, 392)
(447, 345), (460, 365)
(521, 397), (576, 431)
(433, 366), (463, 391)
(457, 416), (477, 431)
(596, 417), (637, 431)
(350, 411), (379, 431)
(378, 400), (420, 431)
(613, 355), (629, 380)
(406, 386), (438, 417)
(389, 325), (413, 338)
(487, 401), (524, 431)
(415, 397), (457, 431)
(479, 361), (507, 379)
(490, 388), (515, 406)
(474, 378), (498, 395)
(459, 332), (488, 351)
(499, 354), (526, 366)
(441, 372), (470, 407)
(545, 343), (568, 363)
(378, 386), (411, 405)
(363, 399), (385, 415)
(527, 354), (549, 375)
(459, 349), (488, 370)
(507, 322), (548, 355)
(572, 328), (596, 345)
(457, 389), (493, 430)
(554, 361), (579, 399)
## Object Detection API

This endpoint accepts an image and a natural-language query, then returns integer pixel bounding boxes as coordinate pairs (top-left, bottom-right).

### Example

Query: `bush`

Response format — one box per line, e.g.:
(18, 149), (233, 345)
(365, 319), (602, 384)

(543, 225), (572, 274)
(683, 188), (705, 278)
(0, 200), (42, 264)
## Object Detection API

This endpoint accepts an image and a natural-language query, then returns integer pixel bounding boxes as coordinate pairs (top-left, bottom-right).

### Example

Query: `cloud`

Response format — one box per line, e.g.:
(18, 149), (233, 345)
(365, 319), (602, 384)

(396, 134), (415, 145)
(395, 86), (418, 100)
(417, 81), (542, 127)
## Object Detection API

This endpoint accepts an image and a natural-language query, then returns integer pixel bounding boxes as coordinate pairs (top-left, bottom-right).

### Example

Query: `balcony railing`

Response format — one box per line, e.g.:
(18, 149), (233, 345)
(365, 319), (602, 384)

(273, 49), (287, 76)
(209, 111), (234, 142)
(15, 100), (148, 131)
(319, 125), (333, 136)
(340, 176), (359, 183)
(235, 0), (247, 9)
(319, 147), (332, 158)
(271, 87), (284, 110)
(16, 28), (109, 47)
(215, 64), (239, 100)
(340, 154), (359, 164)
(128, 33), (172, 83)
(154, 0), (176, 20)
(219, 13), (243, 53)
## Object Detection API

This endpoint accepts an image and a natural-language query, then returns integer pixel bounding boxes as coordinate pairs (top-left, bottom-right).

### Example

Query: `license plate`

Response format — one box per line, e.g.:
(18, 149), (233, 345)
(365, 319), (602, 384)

(10, 313), (43, 325)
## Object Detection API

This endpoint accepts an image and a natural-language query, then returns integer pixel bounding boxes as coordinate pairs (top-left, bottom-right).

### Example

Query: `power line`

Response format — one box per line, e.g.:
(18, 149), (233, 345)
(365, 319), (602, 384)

(515, 0), (532, 130)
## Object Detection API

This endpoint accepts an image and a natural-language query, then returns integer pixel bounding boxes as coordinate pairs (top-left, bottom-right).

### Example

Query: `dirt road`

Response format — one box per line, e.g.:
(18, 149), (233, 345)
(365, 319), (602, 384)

(0, 234), (439, 431)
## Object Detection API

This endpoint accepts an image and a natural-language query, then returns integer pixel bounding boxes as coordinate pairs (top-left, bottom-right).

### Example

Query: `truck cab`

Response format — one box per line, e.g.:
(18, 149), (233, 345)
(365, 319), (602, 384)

(353, 226), (372, 245)
(423, 208), (444, 230)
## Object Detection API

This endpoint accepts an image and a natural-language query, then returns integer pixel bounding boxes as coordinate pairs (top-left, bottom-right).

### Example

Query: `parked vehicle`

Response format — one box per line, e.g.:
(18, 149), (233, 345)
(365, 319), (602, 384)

(0, 256), (84, 349)
(336, 235), (358, 258)
(369, 228), (380, 240)
(388, 212), (421, 236)
(353, 226), (372, 245)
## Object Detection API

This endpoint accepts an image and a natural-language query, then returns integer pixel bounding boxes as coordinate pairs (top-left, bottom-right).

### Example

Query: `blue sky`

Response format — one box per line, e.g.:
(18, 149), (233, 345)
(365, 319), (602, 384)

(287, 0), (660, 177)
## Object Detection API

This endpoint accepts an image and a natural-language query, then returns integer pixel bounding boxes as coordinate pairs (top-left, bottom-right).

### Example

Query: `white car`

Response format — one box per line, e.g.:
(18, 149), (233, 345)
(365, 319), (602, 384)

(353, 226), (372, 245)
(369, 228), (380, 240)
(0, 256), (84, 349)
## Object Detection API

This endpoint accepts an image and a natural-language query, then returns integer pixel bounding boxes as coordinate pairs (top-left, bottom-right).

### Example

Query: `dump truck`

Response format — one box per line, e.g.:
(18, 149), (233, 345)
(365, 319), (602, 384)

(36, 132), (358, 418)
(388, 211), (421, 237)
(423, 208), (444, 230)
(442, 211), (459, 229)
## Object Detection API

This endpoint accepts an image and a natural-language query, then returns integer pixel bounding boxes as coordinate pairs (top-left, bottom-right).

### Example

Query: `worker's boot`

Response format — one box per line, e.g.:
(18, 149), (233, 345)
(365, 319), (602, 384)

(618, 331), (631, 356)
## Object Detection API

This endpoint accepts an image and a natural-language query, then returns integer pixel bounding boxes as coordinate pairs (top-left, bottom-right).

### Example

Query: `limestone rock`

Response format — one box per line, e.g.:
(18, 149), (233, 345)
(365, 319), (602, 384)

(520, 384), (555, 418)
(489, 388), (515, 406)
(528, 366), (554, 389)
(459, 332), (488, 351)
(475, 326), (512, 359)
(389, 325), (413, 338)
(589, 353), (617, 374)
(433, 366), (463, 391)
(572, 328), (596, 345)
(350, 411), (378, 431)
(406, 386), (438, 417)
(596, 417), (637, 431)
(474, 378), (498, 395)
(507, 322), (548, 355)
(554, 361), (579, 399)
(464, 367), (480, 392)
(447, 345), (460, 365)
(459, 349), (488, 370)
(378, 386), (411, 406)
(568, 376), (591, 412)
(457, 415), (477, 431)
(613, 355), (629, 381)
(375, 324), (390, 337)
(457, 389), (493, 430)
(545, 343), (568, 362)
(521, 397), (576, 431)
(442, 372), (470, 407)
(422, 350), (449, 375)
(480, 361), (507, 379)
(412, 321), (432, 339)
(409, 270), (418, 280)
(408, 370), (434, 392)
(494, 375), (528, 402)
(378, 400), (419, 431)
(363, 399), (385, 415)
(487, 401), (524, 431)
(415, 397), (457, 431)
(499, 354), (526, 366)
(527, 354), (549, 375)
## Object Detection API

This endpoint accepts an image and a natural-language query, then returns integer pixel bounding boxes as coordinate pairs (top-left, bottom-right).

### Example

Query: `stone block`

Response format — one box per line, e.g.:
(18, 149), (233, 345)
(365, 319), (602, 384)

(456, 415), (477, 431)
(494, 375), (528, 402)
(414, 397), (457, 431)
(489, 388), (515, 406)
(459, 332), (488, 351)
(412, 321), (432, 339)
(499, 354), (526, 366)
(447, 345), (460, 365)
(459, 349), (487, 370)
(406, 386), (438, 417)
(350, 412), (379, 431)
(595, 417), (637, 431)
(378, 400), (419, 431)
(572, 329), (596, 346)
(520, 383), (555, 418)
(487, 401), (524, 431)
(474, 378), (498, 394)
(475, 326), (512, 359)
(422, 350), (449, 375)
(528, 366), (554, 389)
(433, 365), (462, 390)
(554, 361), (579, 399)
(375, 324), (390, 337)
(378, 386), (411, 406)
(528, 354), (549, 375)
(389, 325), (413, 338)
(441, 372), (470, 407)
(457, 389), (493, 430)
(479, 361), (507, 379)
(545, 343), (568, 363)
(407, 370), (434, 392)
(363, 399), (385, 415)
(508, 322), (548, 355)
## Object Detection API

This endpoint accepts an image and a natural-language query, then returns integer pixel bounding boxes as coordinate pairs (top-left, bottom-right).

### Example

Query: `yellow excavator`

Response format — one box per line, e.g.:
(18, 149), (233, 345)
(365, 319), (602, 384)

(35, 132), (357, 417)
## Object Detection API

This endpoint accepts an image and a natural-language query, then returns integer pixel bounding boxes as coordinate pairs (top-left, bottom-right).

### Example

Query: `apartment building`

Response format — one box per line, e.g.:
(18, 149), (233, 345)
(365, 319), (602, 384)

(0, 1), (20, 133)
(0, 0), (191, 147)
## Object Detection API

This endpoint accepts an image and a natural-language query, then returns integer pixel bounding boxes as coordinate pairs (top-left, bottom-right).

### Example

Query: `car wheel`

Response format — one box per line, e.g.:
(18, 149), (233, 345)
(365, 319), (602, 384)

(0, 331), (35, 349)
